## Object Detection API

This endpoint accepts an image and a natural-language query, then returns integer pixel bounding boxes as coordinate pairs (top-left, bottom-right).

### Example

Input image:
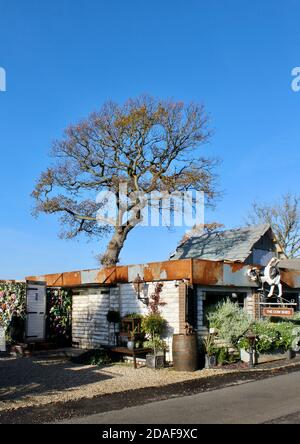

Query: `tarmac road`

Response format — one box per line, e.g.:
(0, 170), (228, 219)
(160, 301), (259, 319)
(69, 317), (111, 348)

(62, 370), (300, 424)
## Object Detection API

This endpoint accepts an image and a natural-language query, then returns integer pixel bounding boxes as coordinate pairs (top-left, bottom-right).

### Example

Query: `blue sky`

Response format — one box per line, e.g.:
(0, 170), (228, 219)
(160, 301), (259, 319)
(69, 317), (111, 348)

(0, 0), (299, 279)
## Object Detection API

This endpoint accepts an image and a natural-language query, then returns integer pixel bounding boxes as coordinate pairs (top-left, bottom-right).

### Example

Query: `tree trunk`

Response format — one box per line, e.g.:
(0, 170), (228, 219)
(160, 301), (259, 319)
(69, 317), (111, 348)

(101, 226), (132, 267)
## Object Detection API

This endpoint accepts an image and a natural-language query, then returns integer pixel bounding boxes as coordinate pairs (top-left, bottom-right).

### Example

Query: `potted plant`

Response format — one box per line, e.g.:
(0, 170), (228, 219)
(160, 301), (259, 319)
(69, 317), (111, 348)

(202, 334), (217, 369)
(127, 326), (139, 350)
(144, 336), (167, 369)
(141, 313), (167, 369)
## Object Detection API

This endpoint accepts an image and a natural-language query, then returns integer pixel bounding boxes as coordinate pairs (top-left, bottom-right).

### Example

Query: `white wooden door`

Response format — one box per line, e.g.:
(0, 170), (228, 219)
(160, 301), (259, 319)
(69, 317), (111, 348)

(26, 282), (46, 341)
(0, 326), (5, 352)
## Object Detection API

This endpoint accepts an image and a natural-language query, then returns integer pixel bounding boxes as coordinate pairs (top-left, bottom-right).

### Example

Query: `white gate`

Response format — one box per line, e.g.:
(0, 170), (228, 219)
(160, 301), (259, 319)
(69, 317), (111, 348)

(26, 281), (46, 341)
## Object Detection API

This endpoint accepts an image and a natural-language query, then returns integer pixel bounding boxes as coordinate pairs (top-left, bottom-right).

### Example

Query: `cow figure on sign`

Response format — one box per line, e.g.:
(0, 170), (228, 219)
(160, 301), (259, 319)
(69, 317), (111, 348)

(247, 257), (283, 303)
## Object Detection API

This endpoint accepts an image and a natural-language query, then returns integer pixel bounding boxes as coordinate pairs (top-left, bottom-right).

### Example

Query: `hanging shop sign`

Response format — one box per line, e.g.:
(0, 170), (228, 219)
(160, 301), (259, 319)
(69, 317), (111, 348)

(262, 307), (294, 318)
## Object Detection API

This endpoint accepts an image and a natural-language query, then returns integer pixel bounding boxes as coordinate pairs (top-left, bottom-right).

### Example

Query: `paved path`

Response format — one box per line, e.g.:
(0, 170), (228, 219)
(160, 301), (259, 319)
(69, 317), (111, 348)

(62, 370), (300, 424)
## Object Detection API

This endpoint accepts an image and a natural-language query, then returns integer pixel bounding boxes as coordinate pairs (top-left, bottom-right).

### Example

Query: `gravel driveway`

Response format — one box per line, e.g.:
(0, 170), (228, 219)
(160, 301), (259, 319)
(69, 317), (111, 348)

(0, 355), (226, 412)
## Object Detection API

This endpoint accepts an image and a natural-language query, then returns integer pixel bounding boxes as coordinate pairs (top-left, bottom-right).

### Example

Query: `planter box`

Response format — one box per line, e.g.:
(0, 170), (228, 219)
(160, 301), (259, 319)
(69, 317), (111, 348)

(146, 353), (165, 369)
(240, 348), (290, 365)
(205, 354), (217, 369)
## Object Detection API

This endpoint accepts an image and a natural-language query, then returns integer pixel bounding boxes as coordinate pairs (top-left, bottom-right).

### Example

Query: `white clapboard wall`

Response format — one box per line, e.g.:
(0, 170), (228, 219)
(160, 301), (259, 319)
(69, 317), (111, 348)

(72, 287), (113, 348)
(72, 282), (180, 362)
(26, 281), (46, 341)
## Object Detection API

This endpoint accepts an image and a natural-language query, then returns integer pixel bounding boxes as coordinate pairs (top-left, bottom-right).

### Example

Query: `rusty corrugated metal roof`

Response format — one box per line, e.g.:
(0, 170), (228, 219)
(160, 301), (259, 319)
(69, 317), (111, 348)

(279, 259), (300, 271)
(25, 258), (300, 289)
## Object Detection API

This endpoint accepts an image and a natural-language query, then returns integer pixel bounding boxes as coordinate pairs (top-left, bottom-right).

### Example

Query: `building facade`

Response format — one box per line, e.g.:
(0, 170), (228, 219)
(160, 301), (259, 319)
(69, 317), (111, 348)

(26, 257), (300, 362)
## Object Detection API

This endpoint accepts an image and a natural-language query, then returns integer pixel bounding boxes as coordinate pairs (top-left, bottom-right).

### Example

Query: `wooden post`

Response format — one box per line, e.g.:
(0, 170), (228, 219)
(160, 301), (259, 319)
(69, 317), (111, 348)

(253, 293), (261, 320)
(178, 283), (187, 334)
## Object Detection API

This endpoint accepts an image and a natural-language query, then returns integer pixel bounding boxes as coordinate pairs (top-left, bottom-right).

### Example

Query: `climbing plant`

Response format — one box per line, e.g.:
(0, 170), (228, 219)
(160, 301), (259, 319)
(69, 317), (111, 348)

(0, 282), (26, 339)
(148, 283), (166, 314)
(46, 288), (72, 345)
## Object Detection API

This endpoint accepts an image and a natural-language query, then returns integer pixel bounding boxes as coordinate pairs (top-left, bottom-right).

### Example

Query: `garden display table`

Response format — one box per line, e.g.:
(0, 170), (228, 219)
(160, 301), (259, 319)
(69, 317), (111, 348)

(109, 347), (152, 369)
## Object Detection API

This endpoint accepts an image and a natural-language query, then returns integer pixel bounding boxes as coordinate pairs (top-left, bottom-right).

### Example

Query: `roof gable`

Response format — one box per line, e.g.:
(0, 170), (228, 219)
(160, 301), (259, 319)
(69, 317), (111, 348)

(170, 224), (273, 262)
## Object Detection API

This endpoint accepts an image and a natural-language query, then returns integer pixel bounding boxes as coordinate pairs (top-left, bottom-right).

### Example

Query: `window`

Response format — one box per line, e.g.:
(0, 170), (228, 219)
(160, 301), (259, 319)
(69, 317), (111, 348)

(283, 293), (299, 311)
(202, 291), (247, 327)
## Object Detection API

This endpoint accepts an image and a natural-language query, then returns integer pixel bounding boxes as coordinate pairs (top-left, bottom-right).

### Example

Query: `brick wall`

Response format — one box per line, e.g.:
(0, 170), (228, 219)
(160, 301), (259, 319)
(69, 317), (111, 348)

(178, 283), (186, 334)
(196, 287), (208, 342)
(251, 292), (261, 320)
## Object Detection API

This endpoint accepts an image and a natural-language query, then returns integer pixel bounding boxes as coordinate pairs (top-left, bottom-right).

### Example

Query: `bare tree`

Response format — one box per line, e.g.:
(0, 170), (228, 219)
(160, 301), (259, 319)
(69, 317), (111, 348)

(246, 193), (300, 258)
(32, 96), (218, 266)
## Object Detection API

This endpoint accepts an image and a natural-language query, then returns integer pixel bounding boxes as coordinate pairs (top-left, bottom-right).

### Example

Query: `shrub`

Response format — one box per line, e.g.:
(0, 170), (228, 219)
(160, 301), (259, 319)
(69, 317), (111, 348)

(47, 288), (72, 344)
(237, 336), (250, 351)
(207, 299), (251, 346)
(238, 320), (298, 353)
(71, 348), (111, 366)
(141, 313), (166, 339)
(0, 282), (26, 341)
(253, 321), (297, 353)
(216, 347), (229, 366)
(201, 334), (218, 356)
(292, 312), (300, 321)
(89, 349), (112, 366)
(143, 336), (168, 353)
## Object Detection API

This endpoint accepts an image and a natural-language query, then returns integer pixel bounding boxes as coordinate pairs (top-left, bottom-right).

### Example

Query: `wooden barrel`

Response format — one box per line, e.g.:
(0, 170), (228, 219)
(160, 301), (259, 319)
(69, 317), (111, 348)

(172, 334), (198, 372)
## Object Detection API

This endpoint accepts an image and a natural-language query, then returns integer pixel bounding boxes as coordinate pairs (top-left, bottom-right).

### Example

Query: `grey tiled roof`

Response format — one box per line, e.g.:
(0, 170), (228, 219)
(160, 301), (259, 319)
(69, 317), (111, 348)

(170, 224), (271, 262)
